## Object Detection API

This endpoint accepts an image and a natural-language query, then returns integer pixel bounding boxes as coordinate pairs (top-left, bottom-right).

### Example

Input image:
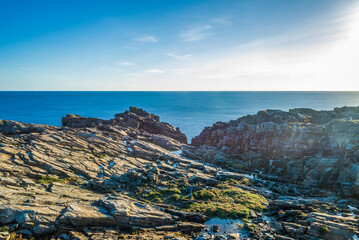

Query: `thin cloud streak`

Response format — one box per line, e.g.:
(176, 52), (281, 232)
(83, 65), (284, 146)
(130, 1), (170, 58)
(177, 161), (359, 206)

(180, 25), (212, 42)
(127, 3), (359, 90)
(211, 16), (232, 26)
(134, 35), (158, 43)
(167, 53), (193, 60)
(118, 62), (135, 66)
(145, 69), (164, 73)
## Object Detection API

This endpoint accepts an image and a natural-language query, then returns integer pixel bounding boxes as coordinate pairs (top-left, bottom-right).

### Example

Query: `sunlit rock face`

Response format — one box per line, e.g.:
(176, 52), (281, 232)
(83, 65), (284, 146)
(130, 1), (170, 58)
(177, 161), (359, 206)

(0, 108), (200, 239)
(62, 106), (187, 144)
(1, 106), (359, 240)
(190, 106), (359, 197)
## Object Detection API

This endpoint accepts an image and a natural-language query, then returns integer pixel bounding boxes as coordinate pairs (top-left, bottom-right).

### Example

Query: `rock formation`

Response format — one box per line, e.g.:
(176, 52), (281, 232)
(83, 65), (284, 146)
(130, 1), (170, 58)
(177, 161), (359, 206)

(0, 107), (358, 240)
(62, 106), (187, 144)
(190, 106), (359, 198)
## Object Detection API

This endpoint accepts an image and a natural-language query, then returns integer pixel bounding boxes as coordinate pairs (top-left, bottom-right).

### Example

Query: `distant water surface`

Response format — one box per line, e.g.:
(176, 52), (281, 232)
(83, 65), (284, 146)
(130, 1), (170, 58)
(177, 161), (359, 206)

(1, 91), (359, 141)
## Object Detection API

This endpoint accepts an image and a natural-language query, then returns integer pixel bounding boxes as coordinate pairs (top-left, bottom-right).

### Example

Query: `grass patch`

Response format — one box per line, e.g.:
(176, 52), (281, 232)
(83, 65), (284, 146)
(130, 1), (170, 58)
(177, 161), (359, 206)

(0, 226), (9, 232)
(8, 232), (18, 240)
(97, 153), (107, 158)
(319, 225), (329, 235)
(143, 190), (163, 203)
(230, 162), (244, 170)
(133, 176), (266, 219)
(246, 223), (257, 232)
(160, 187), (181, 195)
(185, 183), (267, 218)
(36, 175), (79, 185)
(193, 188), (218, 200)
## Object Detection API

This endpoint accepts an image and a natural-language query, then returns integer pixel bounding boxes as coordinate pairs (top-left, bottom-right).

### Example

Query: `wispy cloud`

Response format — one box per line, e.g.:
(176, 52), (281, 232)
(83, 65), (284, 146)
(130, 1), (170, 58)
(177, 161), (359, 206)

(167, 53), (193, 60)
(211, 16), (232, 26)
(130, 3), (359, 91)
(134, 35), (158, 43)
(146, 69), (164, 73)
(117, 62), (135, 66)
(180, 25), (212, 42)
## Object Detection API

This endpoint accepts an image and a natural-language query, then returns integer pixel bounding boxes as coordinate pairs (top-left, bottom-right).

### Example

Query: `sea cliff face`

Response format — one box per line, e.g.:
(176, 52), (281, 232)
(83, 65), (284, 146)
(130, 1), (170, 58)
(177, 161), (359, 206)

(190, 107), (359, 198)
(0, 107), (358, 240)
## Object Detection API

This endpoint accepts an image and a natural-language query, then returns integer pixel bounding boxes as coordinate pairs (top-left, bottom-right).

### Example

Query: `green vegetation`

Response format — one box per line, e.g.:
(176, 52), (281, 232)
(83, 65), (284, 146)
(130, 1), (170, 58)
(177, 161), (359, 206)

(185, 183), (267, 218)
(160, 187), (181, 195)
(36, 175), (79, 185)
(99, 189), (115, 194)
(143, 190), (163, 202)
(0, 226), (9, 232)
(245, 223), (257, 232)
(319, 225), (329, 235)
(193, 188), (218, 200)
(9, 232), (19, 240)
(96, 153), (107, 158)
(243, 218), (250, 223)
(140, 181), (267, 219)
(171, 194), (182, 201)
(229, 162), (244, 170)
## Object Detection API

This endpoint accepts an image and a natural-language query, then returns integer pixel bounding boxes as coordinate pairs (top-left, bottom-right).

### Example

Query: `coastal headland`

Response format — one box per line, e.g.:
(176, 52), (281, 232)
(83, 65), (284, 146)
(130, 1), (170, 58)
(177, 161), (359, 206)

(0, 106), (358, 239)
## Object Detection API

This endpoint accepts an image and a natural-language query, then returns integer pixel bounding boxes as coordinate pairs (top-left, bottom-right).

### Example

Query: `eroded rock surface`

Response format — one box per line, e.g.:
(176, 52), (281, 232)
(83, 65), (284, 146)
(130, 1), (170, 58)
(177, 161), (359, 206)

(0, 108), (196, 239)
(62, 106), (187, 144)
(190, 106), (359, 198)
(1, 106), (358, 240)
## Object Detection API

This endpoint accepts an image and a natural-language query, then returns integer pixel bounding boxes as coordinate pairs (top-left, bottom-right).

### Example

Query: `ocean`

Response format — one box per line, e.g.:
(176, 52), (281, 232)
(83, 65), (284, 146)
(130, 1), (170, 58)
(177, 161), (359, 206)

(1, 91), (359, 141)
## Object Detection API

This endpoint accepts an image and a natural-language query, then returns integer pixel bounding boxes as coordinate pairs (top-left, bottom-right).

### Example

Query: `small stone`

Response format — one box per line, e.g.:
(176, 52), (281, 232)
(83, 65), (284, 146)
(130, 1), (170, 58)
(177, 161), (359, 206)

(249, 211), (258, 218)
(227, 233), (240, 239)
(211, 225), (219, 232)
(275, 222), (283, 232)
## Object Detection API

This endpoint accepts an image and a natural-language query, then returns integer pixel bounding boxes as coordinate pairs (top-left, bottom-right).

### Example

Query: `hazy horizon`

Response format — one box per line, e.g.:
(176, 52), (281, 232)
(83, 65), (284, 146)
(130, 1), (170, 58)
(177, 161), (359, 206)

(1, 0), (359, 91)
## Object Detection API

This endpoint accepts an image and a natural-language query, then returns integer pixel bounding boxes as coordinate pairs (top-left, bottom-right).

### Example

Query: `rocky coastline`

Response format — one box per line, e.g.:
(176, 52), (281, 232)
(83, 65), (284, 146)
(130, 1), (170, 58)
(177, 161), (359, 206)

(0, 106), (358, 240)
(191, 107), (359, 198)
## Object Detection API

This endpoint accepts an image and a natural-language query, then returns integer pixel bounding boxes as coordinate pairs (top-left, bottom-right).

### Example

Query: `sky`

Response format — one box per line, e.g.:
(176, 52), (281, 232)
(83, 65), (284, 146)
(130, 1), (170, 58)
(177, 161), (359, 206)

(0, 0), (358, 91)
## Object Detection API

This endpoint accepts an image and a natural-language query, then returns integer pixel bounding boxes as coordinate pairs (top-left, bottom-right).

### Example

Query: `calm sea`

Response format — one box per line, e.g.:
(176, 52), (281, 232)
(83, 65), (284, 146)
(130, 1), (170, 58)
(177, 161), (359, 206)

(1, 91), (359, 141)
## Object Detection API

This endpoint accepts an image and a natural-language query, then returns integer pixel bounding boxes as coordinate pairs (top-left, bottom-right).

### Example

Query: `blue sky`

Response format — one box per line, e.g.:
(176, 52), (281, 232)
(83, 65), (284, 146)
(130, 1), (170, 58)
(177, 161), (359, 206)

(0, 0), (358, 90)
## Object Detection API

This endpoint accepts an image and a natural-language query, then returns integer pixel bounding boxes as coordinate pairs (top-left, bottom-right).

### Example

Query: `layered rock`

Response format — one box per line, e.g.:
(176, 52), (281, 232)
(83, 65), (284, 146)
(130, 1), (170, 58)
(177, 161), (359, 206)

(1, 106), (359, 240)
(62, 106), (187, 144)
(190, 106), (359, 197)
(0, 108), (194, 239)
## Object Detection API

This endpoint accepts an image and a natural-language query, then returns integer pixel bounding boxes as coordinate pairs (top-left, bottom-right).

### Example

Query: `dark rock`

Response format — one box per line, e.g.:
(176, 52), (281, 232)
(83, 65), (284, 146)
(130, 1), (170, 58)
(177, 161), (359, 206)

(62, 107), (187, 143)
(211, 225), (219, 232)
(190, 106), (359, 198)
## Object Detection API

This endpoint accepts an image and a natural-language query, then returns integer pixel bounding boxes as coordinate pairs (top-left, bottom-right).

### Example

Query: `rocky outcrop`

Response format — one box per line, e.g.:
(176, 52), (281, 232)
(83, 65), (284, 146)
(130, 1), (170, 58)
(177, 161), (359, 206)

(1, 106), (359, 240)
(0, 109), (194, 239)
(62, 106), (187, 144)
(267, 197), (359, 240)
(58, 195), (174, 228)
(190, 106), (359, 198)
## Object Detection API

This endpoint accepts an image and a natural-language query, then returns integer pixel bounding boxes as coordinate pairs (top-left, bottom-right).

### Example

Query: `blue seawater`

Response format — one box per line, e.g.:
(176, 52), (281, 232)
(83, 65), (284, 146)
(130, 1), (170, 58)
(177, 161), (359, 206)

(1, 91), (359, 141)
